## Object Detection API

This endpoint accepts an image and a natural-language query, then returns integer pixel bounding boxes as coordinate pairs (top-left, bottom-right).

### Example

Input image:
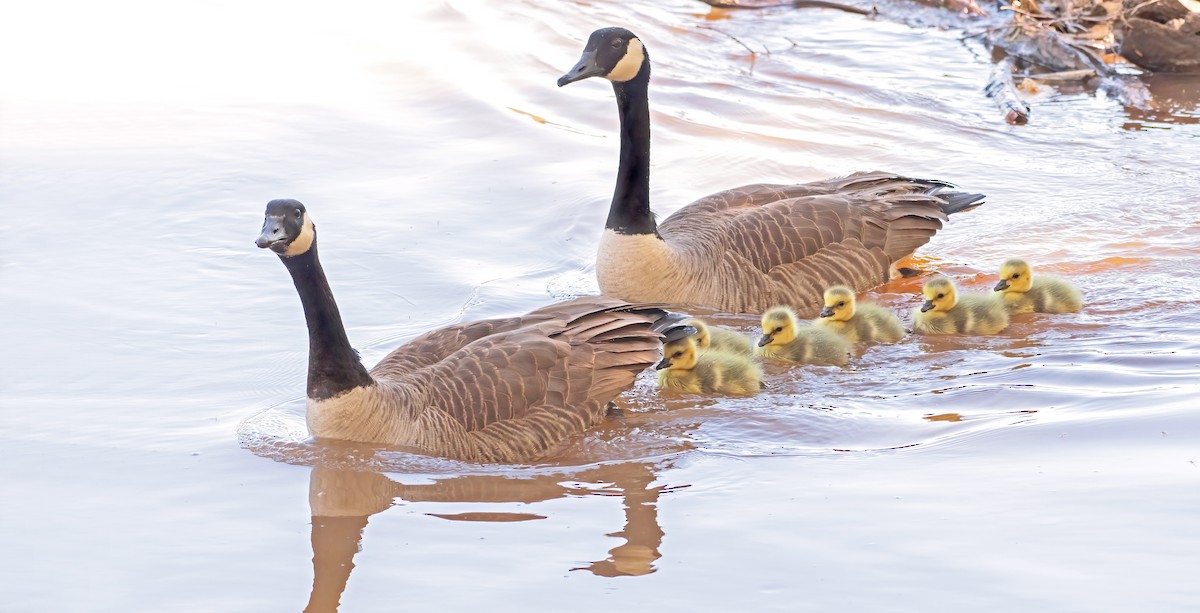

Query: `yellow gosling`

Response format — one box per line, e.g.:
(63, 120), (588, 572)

(912, 277), (1009, 335)
(756, 306), (851, 366)
(994, 258), (1082, 314)
(814, 285), (907, 343)
(656, 334), (763, 395)
(688, 318), (755, 356)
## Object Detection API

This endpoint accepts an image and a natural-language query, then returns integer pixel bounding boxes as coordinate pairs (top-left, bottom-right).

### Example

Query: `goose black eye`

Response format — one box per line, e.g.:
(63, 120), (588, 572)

(294, 209), (302, 219)
(612, 39), (623, 48)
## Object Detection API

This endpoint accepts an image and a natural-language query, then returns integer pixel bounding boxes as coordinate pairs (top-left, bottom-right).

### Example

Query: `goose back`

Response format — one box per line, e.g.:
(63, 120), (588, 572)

(311, 296), (676, 462)
(599, 172), (981, 313)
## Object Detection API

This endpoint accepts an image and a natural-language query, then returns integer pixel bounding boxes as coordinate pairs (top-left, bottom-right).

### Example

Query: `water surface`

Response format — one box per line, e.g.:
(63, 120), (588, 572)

(3, 0), (1199, 610)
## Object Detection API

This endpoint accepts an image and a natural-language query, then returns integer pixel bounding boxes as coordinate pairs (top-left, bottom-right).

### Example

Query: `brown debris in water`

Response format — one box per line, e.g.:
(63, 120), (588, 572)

(974, 0), (1200, 121)
(696, 0), (875, 15)
(984, 0), (1200, 73)
(1119, 0), (1200, 72)
(695, 0), (1200, 123)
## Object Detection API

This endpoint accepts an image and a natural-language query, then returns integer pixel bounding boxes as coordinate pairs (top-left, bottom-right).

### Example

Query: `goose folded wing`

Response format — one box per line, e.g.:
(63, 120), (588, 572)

(661, 171), (953, 220)
(369, 316), (533, 377)
(398, 302), (668, 461)
(663, 188), (952, 276)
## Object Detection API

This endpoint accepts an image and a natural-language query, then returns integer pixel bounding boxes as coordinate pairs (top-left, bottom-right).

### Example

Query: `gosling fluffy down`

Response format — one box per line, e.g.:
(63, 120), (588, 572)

(656, 330), (763, 395)
(756, 306), (851, 366)
(688, 318), (755, 356)
(994, 258), (1082, 314)
(814, 285), (906, 343)
(912, 277), (1009, 335)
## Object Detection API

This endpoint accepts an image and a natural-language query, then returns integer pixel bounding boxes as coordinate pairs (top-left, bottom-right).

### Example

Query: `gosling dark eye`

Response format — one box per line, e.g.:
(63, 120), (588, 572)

(774, 327), (783, 333)
(672, 351), (683, 358)
(936, 293), (945, 299)
(837, 302), (845, 307)
(1012, 273), (1021, 279)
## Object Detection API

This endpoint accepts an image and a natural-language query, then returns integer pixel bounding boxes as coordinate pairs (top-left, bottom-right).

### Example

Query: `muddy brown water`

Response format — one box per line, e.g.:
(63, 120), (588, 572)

(2, 0), (1199, 610)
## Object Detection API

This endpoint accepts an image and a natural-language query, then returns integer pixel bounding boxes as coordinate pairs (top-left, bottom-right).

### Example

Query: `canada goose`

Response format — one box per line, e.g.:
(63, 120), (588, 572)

(994, 258), (1082, 314)
(655, 328), (763, 395)
(912, 276), (1009, 335)
(688, 318), (754, 356)
(557, 27), (985, 314)
(257, 199), (684, 463)
(755, 306), (851, 366)
(815, 285), (907, 343)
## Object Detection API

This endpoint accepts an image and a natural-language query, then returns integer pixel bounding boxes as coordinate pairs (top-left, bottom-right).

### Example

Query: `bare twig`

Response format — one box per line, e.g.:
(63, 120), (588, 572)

(698, 25), (763, 57)
(1017, 68), (1097, 79)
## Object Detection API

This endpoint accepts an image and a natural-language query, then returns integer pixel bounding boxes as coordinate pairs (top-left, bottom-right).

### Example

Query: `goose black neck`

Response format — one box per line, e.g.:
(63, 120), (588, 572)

(607, 64), (656, 236)
(280, 239), (373, 401)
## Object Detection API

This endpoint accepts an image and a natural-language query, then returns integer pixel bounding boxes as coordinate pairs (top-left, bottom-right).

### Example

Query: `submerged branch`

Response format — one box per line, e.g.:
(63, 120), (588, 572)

(985, 57), (1033, 124)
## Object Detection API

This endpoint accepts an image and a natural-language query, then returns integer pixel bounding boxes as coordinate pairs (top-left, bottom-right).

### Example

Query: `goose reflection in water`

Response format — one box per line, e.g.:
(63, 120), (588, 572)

(303, 460), (679, 612)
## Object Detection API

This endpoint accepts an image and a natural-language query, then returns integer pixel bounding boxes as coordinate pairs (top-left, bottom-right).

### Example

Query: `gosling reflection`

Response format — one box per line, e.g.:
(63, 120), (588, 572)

(303, 461), (675, 612)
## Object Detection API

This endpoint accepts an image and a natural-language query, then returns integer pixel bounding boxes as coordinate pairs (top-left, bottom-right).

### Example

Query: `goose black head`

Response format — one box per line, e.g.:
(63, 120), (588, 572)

(256, 198), (314, 256)
(557, 27), (647, 87)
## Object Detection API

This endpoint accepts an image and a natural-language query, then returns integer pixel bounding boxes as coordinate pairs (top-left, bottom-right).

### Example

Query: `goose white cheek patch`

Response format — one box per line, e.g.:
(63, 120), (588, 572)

(285, 214), (316, 256)
(608, 38), (645, 82)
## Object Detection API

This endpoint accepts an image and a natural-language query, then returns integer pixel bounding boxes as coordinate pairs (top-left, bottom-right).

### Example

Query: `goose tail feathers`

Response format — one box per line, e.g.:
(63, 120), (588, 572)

(936, 190), (986, 215)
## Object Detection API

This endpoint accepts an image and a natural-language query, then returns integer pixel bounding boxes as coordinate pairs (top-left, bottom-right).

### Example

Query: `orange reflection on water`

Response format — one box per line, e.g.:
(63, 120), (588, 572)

(925, 413), (963, 422)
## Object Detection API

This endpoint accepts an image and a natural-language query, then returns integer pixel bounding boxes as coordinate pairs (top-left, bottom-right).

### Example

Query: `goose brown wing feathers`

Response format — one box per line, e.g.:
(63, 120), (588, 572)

(369, 317), (531, 376)
(660, 172), (955, 220)
(656, 172), (979, 312)
(374, 296), (672, 462)
(368, 296), (645, 376)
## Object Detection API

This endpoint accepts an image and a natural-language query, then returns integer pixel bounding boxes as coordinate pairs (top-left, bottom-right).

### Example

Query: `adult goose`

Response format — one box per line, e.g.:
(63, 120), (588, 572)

(256, 199), (683, 463)
(557, 27), (985, 314)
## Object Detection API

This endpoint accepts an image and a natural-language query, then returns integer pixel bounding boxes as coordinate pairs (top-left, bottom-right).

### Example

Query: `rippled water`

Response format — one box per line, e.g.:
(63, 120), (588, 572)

(3, 0), (1199, 610)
